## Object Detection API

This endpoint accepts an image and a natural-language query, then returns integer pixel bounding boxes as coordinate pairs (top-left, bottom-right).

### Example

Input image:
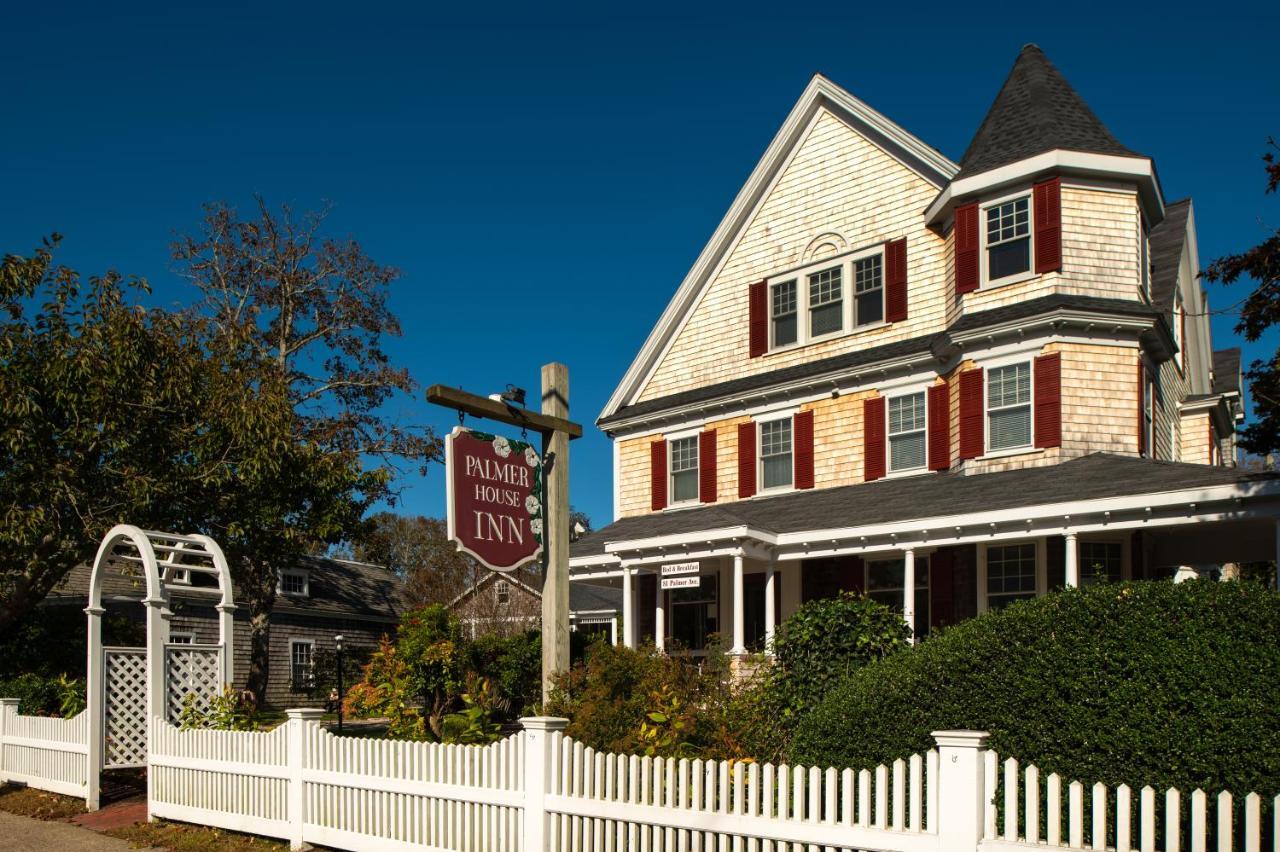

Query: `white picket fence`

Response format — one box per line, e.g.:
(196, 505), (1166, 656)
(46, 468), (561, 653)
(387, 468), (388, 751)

(0, 698), (90, 799)
(981, 750), (1280, 852)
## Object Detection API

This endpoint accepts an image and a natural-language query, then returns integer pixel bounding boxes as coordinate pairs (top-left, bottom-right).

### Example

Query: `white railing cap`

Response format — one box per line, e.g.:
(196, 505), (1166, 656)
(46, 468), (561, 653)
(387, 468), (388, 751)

(931, 730), (991, 748)
(519, 716), (569, 732)
(285, 708), (325, 721)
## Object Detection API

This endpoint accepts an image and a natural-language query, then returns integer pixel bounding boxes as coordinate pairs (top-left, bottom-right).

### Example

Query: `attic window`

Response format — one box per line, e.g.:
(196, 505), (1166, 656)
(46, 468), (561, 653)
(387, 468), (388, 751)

(279, 570), (309, 597)
(495, 580), (510, 605)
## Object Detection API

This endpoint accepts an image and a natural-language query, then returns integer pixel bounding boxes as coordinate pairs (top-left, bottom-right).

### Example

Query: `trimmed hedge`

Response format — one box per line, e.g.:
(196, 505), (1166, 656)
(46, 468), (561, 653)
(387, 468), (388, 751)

(788, 580), (1280, 796)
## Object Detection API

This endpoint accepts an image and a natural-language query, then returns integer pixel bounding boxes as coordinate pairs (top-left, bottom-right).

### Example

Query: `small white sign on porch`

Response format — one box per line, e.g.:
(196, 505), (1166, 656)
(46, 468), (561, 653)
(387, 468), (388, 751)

(660, 561), (700, 576)
(660, 575), (701, 590)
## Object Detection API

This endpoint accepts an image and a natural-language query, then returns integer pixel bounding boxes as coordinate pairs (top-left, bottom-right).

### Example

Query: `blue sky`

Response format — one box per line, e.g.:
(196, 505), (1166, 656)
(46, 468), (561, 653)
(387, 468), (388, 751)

(2, 2), (1276, 529)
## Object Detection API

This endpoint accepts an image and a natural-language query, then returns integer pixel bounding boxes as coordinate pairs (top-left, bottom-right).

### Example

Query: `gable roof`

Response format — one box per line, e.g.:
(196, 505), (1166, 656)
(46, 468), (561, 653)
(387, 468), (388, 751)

(449, 569), (622, 614)
(572, 454), (1276, 557)
(1148, 198), (1192, 324)
(48, 555), (407, 622)
(955, 44), (1142, 181)
(598, 74), (958, 425)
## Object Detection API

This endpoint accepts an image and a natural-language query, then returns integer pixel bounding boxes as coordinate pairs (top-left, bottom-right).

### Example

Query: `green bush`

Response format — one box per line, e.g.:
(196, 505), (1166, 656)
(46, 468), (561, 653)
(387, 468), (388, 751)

(735, 592), (909, 762)
(465, 631), (542, 718)
(789, 580), (1280, 797)
(0, 672), (81, 716)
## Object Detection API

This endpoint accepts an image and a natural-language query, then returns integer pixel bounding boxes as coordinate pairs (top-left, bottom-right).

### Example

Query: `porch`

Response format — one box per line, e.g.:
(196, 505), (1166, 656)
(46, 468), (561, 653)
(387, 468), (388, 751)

(568, 454), (1280, 655)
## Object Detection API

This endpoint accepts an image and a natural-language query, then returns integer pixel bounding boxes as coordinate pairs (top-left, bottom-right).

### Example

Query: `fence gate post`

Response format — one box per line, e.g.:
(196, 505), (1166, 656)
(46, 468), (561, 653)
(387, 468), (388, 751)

(932, 730), (991, 852)
(286, 709), (323, 851)
(0, 698), (15, 784)
(520, 716), (568, 852)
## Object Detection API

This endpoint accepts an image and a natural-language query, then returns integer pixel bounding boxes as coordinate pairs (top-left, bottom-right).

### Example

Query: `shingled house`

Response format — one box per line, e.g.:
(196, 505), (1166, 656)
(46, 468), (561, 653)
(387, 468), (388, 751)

(569, 45), (1270, 658)
(47, 556), (405, 709)
(448, 570), (622, 645)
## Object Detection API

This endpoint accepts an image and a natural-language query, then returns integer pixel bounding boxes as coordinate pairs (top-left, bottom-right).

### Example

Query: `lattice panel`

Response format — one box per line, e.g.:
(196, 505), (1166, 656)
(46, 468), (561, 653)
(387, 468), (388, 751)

(104, 649), (147, 769)
(165, 646), (222, 726)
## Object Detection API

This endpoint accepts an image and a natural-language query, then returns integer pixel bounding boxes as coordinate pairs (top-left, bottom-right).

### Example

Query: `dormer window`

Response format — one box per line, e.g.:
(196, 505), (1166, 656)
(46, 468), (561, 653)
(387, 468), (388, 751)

(765, 246), (888, 352)
(279, 570), (309, 597)
(984, 195), (1032, 282)
(808, 266), (843, 337)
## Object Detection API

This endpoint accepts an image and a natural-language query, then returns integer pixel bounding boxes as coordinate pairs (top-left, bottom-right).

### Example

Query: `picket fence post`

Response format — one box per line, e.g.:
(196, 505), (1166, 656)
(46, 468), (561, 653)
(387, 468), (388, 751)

(933, 730), (991, 852)
(285, 708), (323, 851)
(0, 698), (15, 784)
(521, 716), (568, 852)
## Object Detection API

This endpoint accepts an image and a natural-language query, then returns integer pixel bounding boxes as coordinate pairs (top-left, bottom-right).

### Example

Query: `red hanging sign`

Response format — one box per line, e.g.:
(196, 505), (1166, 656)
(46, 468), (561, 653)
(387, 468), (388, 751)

(446, 427), (544, 572)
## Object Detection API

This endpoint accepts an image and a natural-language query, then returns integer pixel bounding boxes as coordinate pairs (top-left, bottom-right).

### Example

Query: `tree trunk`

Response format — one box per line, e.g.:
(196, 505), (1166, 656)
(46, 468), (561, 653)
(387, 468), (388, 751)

(241, 583), (276, 705)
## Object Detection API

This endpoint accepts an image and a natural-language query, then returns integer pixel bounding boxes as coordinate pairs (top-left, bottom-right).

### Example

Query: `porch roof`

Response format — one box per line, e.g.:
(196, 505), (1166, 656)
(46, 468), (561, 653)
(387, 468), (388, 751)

(571, 454), (1279, 561)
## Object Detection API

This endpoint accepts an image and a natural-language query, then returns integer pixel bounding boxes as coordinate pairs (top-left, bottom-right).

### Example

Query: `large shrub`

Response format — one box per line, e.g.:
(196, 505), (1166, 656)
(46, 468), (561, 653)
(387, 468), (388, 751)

(464, 630), (542, 718)
(735, 592), (909, 762)
(789, 580), (1280, 796)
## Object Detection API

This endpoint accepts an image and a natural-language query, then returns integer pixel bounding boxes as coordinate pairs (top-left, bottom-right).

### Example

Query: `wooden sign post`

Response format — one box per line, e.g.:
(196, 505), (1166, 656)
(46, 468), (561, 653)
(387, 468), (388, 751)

(427, 363), (582, 704)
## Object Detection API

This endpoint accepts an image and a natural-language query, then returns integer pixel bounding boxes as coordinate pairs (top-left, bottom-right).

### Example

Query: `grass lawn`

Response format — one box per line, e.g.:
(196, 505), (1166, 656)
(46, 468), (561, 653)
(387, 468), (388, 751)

(0, 785), (87, 820)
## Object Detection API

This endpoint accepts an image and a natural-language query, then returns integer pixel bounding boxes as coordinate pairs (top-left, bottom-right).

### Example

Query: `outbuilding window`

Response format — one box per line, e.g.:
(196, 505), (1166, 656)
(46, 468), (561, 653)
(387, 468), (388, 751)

(290, 640), (314, 690)
(495, 580), (510, 605)
(279, 570), (309, 597)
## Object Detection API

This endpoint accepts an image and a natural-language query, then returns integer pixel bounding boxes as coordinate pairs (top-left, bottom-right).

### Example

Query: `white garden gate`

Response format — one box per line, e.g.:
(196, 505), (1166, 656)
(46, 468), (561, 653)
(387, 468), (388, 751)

(85, 525), (236, 809)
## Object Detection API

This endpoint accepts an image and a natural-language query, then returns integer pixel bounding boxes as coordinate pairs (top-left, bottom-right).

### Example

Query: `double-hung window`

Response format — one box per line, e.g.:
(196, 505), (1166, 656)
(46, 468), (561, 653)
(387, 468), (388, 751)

(760, 418), (793, 490)
(1079, 541), (1122, 586)
(495, 579), (510, 605)
(771, 280), (798, 347)
(984, 195), (1031, 283)
(766, 246), (885, 351)
(987, 363), (1032, 451)
(290, 640), (314, 690)
(985, 543), (1037, 610)
(888, 392), (927, 472)
(669, 436), (699, 504)
(808, 266), (843, 338)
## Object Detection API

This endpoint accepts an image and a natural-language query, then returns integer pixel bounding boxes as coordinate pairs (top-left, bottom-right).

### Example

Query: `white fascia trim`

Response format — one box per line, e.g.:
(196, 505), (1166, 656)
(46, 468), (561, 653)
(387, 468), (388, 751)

(1179, 396), (1226, 415)
(949, 308), (1156, 350)
(599, 75), (957, 424)
(925, 151), (1163, 227)
(603, 525), (776, 555)
(772, 480), (1280, 550)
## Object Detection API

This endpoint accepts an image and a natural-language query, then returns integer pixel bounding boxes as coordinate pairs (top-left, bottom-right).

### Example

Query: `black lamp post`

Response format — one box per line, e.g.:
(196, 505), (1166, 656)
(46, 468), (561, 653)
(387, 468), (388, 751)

(334, 633), (344, 733)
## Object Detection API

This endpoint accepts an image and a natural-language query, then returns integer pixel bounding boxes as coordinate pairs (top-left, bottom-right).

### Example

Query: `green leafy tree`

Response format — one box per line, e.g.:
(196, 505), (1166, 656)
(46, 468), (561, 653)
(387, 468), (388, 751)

(348, 513), (481, 608)
(1204, 139), (1280, 453)
(171, 199), (440, 698)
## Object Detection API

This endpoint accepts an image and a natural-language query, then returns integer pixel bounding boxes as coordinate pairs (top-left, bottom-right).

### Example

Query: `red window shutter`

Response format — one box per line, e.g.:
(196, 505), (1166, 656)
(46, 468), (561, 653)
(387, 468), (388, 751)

(748, 280), (768, 358)
(1033, 353), (1062, 449)
(650, 439), (667, 511)
(1033, 177), (1062, 274)
(927, 381), (951, 471)
(698, 429), (717, 503)
(955, 203), (980, 295)
(863, 396), (886, 481)
(794, 410), (815, 489)
(737, 422), (756, 498)
(885, 238), (908, 323)
(1136, 361), (1146, 457)
(958, 369), (984, 460)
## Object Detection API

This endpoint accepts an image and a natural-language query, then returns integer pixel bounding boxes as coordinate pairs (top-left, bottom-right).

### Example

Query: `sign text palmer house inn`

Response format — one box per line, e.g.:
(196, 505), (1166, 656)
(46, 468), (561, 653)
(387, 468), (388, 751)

(565, 45), (1274, 658)
(447, 427), (544, 572)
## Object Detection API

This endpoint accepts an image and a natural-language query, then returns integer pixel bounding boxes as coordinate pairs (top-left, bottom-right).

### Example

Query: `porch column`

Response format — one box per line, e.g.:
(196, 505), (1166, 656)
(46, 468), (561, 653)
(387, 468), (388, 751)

(731, 551), (746, 656)
(764, 557), (777, 654)
(902, 549), (916, 644)
(621, 566), (634, 648)
(1064, 532), (1079, 588)
(654, 571), (666, 653)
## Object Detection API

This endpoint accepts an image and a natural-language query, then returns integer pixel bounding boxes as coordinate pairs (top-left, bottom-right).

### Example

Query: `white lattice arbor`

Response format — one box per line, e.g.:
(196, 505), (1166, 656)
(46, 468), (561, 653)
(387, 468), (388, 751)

(84, 525), (235, 810)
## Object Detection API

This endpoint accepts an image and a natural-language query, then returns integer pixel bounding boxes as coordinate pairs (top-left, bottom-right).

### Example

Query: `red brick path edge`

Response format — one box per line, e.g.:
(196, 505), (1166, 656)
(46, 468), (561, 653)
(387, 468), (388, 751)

(71, 795), (148, 832)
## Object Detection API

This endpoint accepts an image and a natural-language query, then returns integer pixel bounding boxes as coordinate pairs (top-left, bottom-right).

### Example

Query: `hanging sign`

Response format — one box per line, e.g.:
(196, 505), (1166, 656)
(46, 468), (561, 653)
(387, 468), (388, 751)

(661, 562), (700, 577)
(446, 427), (544, 572)
(661, 575), (701, 590)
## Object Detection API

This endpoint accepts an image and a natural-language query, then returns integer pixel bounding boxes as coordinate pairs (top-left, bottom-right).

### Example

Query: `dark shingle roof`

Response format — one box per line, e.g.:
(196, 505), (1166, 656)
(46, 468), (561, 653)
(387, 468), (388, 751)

(600, 295), (1159, 428)
(1213, 348), (1242, 395)
(570, 583), (621, 612)
(1148, 198), (1191, 323)
(48, 555), (407, 621)
(955, 45), (1142, 181)
(572, 454), (1273, 557)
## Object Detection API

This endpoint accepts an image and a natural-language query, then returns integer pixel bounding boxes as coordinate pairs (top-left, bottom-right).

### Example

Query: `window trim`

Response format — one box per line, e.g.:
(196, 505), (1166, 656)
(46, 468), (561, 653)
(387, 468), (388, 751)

(168, 631), (196, 645)
(765, 244), (888, 353)
(886, 390), (929, 474)
(984, 360), (1035, 454)
(278, 569), (310, 598)
(978, 539), (1045, 614)
(667, 433), (701, 507)
(756, 411), (795, 495)
(979, 188), (1036, 289)
(289, 639), (315, 690)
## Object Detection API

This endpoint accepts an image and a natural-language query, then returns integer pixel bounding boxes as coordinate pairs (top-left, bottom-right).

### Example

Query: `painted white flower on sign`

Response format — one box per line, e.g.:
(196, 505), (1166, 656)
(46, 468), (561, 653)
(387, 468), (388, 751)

(526, 495), (540, 515)
(524, 446), (538, 467)
(492, 436), (511, 458)
(530, 518), (543, 536)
